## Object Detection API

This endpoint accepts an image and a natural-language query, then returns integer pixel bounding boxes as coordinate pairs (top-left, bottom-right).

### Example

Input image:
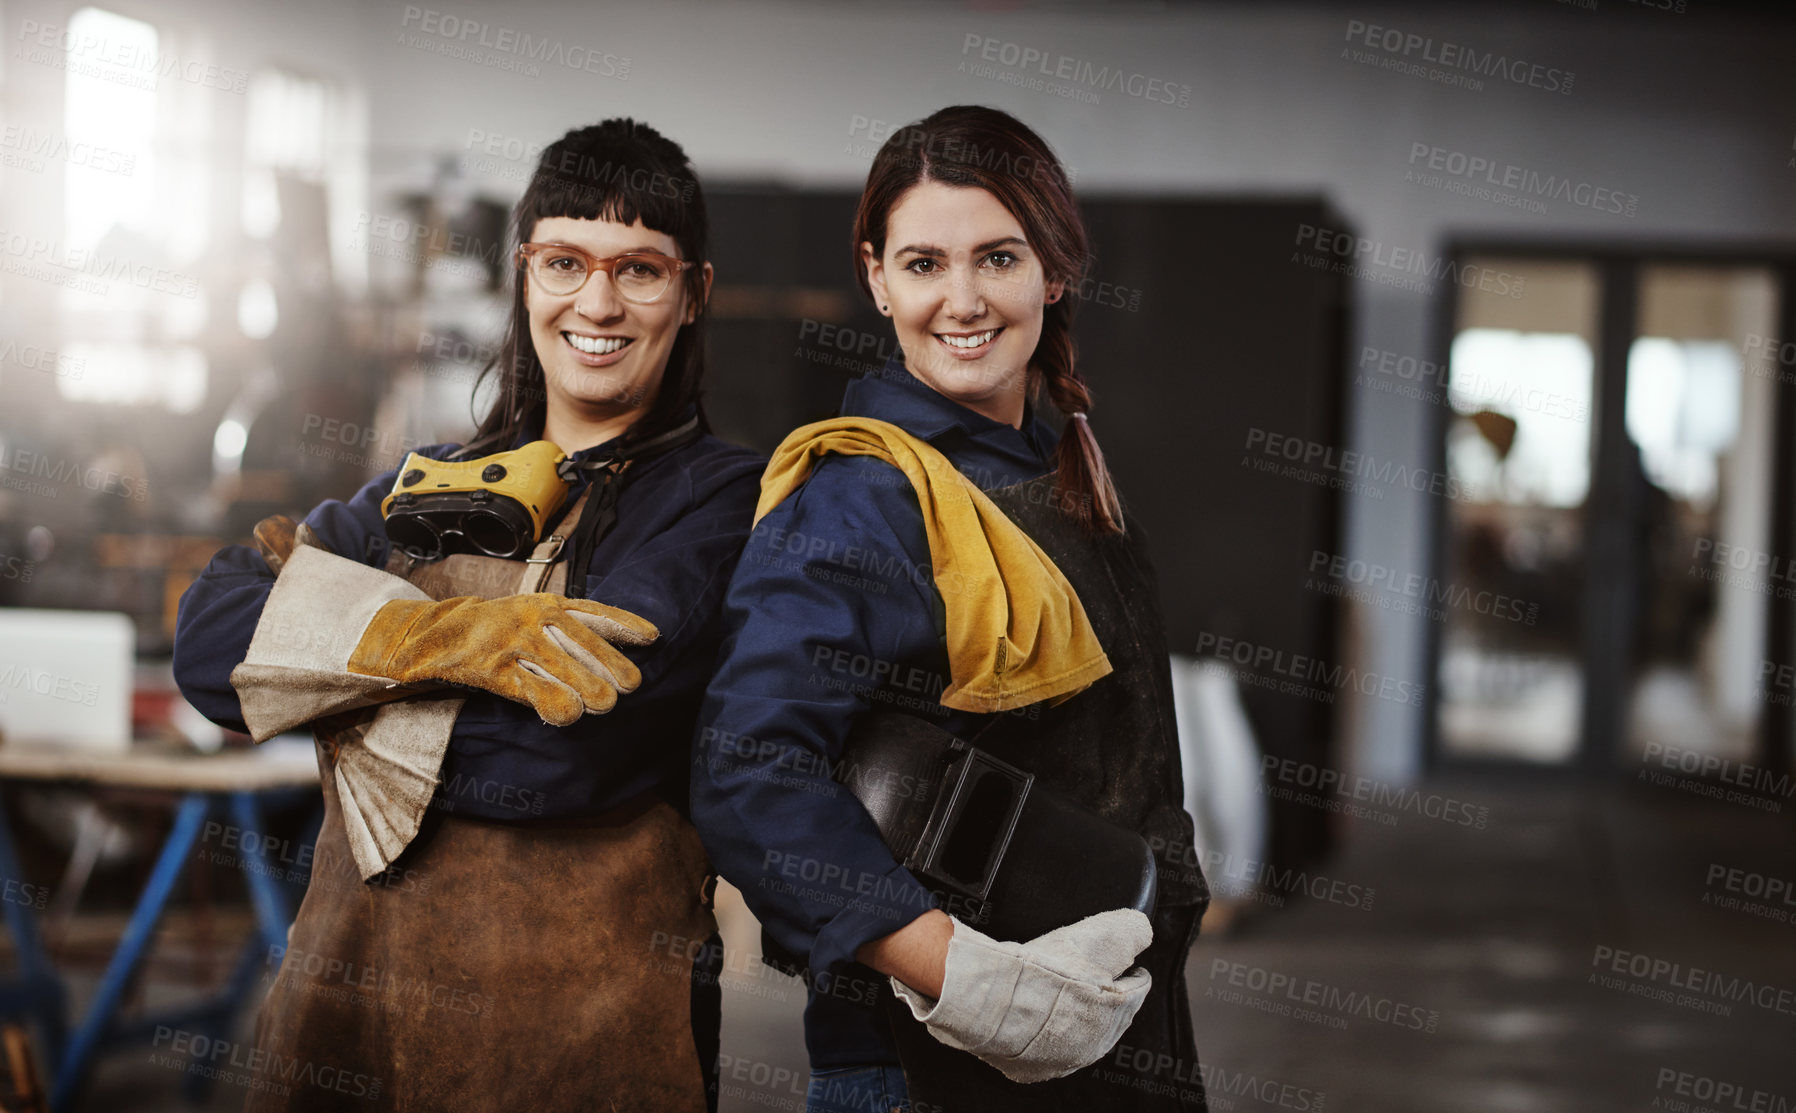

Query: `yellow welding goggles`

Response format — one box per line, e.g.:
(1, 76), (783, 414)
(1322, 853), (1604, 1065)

(380, 440), (572, 560)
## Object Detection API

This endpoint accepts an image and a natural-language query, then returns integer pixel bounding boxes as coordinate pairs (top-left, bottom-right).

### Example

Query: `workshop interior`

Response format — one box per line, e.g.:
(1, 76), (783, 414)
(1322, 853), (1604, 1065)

(0, 0), (1792, 1110)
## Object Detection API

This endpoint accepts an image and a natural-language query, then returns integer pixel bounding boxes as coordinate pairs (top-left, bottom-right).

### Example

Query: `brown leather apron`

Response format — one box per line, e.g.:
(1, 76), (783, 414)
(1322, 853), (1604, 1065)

(882, 473), (1212, 1112)
(240, 491), (718, 1113)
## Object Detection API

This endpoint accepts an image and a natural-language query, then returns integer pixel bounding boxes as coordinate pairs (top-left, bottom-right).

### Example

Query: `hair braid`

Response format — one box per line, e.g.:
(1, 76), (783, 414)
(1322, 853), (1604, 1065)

(1034, 298), (1124, 533)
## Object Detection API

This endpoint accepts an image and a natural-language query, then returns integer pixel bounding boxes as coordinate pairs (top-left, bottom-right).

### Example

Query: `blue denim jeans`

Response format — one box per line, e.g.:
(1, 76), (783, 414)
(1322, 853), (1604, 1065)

(806, 1064), (910, 1113)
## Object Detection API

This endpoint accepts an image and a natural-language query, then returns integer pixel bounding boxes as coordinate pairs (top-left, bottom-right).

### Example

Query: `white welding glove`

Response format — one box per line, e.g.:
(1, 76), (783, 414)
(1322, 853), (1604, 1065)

(230, 544), (438, 741)
(229, 542), (459, 881)
(888, 908), (1153, 1084)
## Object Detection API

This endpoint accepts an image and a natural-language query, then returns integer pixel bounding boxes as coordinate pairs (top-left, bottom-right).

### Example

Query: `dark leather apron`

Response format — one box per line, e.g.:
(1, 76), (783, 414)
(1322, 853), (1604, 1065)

(882, 473), (1212, 1112)
(241, 489), (718, 1113)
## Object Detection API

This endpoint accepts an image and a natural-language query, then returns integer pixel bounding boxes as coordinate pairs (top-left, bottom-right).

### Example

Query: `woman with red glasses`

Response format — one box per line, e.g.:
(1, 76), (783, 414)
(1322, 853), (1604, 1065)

(174, 118), (760, 1111)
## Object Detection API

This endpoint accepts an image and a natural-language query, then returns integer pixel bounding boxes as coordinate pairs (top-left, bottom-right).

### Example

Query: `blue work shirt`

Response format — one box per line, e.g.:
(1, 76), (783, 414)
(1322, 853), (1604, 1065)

(174, 410), (763, 821)
(692, 360), (1058, 1069)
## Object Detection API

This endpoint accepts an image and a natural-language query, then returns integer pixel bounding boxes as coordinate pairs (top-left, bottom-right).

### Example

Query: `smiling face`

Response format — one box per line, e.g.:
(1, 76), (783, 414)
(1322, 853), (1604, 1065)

(524, 214), (710, 447)
(862, 180), (1063, 428)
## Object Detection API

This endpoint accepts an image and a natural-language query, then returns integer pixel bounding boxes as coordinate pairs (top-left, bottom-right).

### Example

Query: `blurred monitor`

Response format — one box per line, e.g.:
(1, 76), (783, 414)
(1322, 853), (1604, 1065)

(0, 610), (134, 753)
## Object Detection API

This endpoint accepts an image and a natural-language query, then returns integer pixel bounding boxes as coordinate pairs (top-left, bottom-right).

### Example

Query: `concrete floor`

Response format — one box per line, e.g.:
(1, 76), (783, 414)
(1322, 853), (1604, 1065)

(1182, 776), (1796, 1113)
(51, 774), (1796, 1111)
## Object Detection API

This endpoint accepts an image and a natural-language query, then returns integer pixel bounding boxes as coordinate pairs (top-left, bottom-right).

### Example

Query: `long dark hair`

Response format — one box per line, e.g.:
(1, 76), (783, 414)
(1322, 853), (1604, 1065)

(470, 118), (711, 451)
(850, 105), (1123, 535)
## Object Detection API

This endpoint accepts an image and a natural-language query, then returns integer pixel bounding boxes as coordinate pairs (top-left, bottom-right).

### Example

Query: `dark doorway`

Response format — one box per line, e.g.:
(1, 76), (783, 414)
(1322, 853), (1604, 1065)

(1425, 242), (1796, 782)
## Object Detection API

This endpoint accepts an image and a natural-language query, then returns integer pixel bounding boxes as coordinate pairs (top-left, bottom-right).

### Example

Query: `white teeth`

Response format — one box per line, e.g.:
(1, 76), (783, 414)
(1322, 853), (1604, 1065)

(564, 333), (629, 355)
(938, 330), (997, 349)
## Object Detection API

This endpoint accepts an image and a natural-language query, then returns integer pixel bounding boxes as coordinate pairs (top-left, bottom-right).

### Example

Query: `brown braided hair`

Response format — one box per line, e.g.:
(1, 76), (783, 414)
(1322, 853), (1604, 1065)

(850, 105), (1124, 534)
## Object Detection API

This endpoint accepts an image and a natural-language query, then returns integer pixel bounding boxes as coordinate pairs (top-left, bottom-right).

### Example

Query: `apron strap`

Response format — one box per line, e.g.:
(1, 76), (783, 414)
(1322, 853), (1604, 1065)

(516, 486), (592, 594)
(559, 414), (703, 599)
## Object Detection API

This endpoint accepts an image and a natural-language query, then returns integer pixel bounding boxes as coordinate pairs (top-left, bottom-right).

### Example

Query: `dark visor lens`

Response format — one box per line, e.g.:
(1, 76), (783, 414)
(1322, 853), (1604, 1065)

(384, 512), (444, 558)
(464, 509), (528, 558)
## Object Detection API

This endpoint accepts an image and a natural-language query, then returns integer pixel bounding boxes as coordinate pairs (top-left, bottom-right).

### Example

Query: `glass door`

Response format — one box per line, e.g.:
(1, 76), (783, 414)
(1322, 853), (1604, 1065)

(1621, 265), (1779, 767)
(1436, 258), (1600, 764)
(1433, 251), (1786, 773)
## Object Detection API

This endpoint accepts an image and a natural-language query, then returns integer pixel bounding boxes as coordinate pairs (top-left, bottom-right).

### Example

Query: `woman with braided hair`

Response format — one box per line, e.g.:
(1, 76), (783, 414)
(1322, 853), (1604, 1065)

(694, 105), (1209, 1112)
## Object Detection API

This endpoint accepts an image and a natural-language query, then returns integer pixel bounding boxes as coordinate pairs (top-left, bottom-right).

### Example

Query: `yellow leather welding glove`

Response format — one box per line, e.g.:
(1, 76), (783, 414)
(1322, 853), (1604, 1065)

(345, 594), (659, 726)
